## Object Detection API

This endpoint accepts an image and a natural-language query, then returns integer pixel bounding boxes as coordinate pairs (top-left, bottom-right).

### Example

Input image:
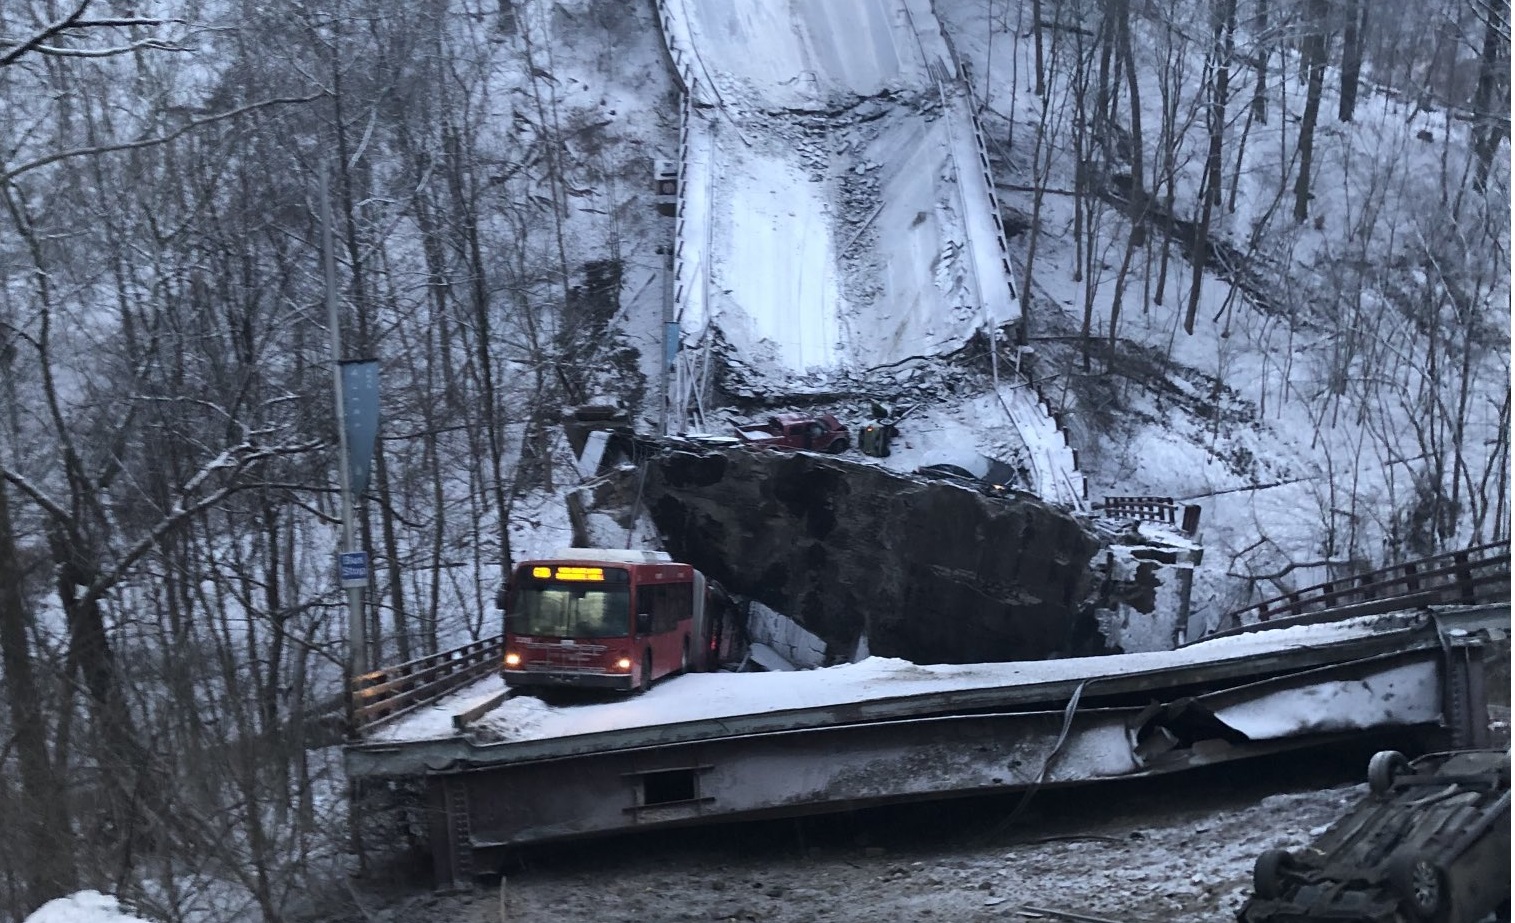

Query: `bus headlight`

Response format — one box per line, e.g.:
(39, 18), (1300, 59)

(614, 657), (632, 671)
(504, 652), (521, 667)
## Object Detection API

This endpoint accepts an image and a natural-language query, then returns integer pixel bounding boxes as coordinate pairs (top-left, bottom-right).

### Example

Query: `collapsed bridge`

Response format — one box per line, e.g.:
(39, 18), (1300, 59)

(346, 588), (1506, 888)
(340, 0), (1513, 888)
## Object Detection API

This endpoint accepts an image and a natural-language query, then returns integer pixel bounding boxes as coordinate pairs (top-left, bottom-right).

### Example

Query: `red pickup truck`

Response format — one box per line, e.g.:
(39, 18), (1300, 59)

(733, 413), (850, 453)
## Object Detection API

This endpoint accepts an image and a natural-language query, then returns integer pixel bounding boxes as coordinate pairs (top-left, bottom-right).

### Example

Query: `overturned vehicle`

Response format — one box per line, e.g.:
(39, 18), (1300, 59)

(1241, 748), (1510, 923)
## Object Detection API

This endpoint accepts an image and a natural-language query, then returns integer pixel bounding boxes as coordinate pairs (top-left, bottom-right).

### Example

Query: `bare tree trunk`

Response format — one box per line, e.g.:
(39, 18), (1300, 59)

(1033, 0), (1046, 96)
(1251, 0), (1269, 123)
(0, 483), (77, 907)
(1070, 21), (1093, 284)
(1186, 0), (1234, 334)
(260, 499), (287, 740)
(1293, 0), (1329, 223)
(1107, 231), (1138, 365)
(1079, 194), (1103, 372)
(1471, 0), (1509, 191)
(1226, 71), (1259, 213)
(1152, 14), (1181, 308)
(373, 441), (410, 663)
(443, 123), (515, 574)
(1116, 0), (1147, 247)
(1018, 12), (1070, 341)
(1337, 0), (1367, 121)
(1094, 14), (1114, 142)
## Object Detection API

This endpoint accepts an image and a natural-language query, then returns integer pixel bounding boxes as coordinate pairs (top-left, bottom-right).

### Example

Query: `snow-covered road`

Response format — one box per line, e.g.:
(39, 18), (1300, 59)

(662, 0), (1018, 377)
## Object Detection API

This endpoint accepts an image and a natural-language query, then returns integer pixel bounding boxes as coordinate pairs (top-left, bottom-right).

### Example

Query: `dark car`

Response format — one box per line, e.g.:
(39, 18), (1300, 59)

(1240, 748), (1510, 923)
(915, 464), (1017, 499)
(915, 463), (979, 484)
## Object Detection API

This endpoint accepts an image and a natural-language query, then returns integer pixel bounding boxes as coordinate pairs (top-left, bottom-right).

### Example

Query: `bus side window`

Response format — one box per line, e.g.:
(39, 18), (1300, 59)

(636, 589), (654, 636)
(653, 584), (691, 633)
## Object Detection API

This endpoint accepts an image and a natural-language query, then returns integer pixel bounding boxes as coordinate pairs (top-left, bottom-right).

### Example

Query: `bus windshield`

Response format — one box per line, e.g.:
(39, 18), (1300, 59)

(512, 584), (630, 639)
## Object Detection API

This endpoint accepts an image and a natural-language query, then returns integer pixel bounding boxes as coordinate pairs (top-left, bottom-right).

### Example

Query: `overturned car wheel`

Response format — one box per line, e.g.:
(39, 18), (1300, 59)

(1368, 749), (1411, 797)
(1388, 851), (1450, 923)
(1252, 848), (1294, 901)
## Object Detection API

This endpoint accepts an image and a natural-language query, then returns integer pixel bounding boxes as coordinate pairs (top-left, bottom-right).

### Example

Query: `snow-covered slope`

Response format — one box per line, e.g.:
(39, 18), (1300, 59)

(523, 0), (1504, 635)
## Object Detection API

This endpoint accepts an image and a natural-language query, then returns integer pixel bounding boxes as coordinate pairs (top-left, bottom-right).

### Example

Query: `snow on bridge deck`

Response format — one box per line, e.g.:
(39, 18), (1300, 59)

(363, 609), (1476, 748)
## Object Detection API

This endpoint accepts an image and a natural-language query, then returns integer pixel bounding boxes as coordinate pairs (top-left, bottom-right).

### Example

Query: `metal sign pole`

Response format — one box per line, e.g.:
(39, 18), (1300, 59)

(322, 167), (366, 685)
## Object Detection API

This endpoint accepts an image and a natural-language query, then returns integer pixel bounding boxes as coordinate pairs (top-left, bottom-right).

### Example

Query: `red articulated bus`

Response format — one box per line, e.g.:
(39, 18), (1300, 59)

(498, 549), (728, 694)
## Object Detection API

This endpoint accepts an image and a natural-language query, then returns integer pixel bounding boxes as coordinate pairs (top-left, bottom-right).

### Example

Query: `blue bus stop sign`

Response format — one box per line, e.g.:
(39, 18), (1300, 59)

(339, 551), (369, 589)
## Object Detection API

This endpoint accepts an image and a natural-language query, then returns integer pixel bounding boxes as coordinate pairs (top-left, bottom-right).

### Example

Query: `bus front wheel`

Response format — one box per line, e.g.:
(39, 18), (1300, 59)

(637, 651), (653, 695)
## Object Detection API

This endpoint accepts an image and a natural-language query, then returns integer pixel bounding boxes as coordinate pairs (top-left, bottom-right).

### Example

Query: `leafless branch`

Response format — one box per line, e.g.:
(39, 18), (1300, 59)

(24, 39), (187, 59)
(0, 0), (91, 68)
(81, 439), (323, 608)
(2, 93), (326, 183)
(0, 465), (70, 523)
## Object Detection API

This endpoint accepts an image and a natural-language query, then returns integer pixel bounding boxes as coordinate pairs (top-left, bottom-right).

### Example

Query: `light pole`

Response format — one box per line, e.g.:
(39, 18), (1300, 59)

(322, 168), (367, 698)
(655, 158), (678, 434)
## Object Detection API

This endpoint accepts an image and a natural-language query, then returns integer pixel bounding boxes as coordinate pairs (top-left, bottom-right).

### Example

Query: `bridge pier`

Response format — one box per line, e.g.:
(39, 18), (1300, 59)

(1441, 630), (1490, 750)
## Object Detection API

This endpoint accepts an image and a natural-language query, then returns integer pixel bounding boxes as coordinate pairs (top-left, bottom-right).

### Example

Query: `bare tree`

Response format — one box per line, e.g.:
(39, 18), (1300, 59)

(1337, 0), (1368, 121)
(1470, 0), (1510, 191)
(1184, 0), (1236, 334)
(1292, 0), (1329, 222)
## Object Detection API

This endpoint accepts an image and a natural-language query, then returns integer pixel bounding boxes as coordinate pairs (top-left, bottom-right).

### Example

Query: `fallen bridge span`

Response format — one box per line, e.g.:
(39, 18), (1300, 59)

(345, 605), (1503, 890)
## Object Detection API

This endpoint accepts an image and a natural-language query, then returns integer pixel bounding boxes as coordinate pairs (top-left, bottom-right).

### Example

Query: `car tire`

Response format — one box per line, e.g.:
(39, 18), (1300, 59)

(826, 436), (850, 454)
(637, 651), (653, 695)
(1388, 851), (1451, 923)
(681, 636), (691, 673)
(1368, 750), (1411, 797)
(1252, 848), (1293, 901)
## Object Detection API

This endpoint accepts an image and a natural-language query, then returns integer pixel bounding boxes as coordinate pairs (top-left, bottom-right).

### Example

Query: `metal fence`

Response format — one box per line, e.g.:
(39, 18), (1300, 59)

(1100, 496), (1202, 533)
(1222, 540), (1511, 630)
(350, 635), (504, 733)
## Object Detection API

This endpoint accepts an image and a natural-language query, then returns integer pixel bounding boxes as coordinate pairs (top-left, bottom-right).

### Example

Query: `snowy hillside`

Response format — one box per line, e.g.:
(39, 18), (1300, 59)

(0, 0), (1505, 915)
(491, 0), (1509, 631)
(933, 0), (1510, 620)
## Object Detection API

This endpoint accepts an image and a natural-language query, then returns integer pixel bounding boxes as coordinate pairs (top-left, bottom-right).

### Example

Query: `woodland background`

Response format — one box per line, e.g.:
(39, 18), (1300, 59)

(0, 0), (1506, 920)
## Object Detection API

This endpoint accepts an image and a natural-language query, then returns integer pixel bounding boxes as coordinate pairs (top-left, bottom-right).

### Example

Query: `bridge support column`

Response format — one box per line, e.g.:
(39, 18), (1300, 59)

(1440, 634), (1489, 749)
(427, 775), (475, 892)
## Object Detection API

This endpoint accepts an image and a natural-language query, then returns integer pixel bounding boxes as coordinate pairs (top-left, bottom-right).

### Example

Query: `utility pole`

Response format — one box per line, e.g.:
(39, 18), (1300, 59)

(655, 158), (678, 434)
(322, 168), (367, 692)
(663, 248), (676, 435)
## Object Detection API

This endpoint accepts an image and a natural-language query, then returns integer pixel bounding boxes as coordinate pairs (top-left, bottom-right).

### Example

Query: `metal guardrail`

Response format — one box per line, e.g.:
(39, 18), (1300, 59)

(933, 28), (1086, 507)
(1220, 540), (1511, 632)
(351, 635), (504, 732)
(1100, 496), (1202, 533)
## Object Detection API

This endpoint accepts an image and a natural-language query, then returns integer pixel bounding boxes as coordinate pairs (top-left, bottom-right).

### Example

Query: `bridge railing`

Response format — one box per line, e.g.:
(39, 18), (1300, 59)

(1099, 496), (1202, 534)
(1221, 540), (1511, 631)
(351, 635), (504, 733)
